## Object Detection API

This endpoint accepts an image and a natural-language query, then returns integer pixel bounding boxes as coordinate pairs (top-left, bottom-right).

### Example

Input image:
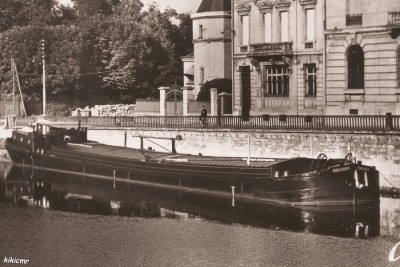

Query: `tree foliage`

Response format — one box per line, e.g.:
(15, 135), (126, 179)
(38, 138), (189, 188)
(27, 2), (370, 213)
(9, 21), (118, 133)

(0, 0), (193, 104)
(197, 79), (232, 102)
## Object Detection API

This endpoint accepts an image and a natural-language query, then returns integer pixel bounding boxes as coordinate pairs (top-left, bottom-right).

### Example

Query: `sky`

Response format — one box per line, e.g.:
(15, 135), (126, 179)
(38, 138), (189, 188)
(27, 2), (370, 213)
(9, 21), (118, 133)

(141, 0), (202, 13)
(58, 0), (202, 13)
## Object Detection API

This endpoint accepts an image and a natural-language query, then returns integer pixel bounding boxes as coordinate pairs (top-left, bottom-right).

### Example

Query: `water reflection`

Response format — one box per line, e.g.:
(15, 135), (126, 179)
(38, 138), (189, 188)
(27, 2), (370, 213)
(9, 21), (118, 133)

(380, 198), (400, 237)
(1, 164), (382, 239)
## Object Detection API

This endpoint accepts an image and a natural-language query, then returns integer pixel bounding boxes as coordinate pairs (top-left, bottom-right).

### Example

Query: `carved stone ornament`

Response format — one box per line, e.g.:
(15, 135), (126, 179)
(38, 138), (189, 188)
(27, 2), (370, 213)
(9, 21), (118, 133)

(256, 1), (273, 10)
(299, 0), (317, 5)
(236, 4), (251, 12)
(273, 0), (291, 8)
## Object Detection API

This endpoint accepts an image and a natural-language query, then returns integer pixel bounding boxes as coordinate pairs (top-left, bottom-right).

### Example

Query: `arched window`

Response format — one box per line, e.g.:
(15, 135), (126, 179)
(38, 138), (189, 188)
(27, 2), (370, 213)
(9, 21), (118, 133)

(347, 45), (364, 89)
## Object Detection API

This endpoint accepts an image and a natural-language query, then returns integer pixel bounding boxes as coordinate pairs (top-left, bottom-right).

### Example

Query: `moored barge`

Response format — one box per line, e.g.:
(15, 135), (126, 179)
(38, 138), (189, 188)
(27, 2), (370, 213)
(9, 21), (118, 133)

(5, 120), (380, 206)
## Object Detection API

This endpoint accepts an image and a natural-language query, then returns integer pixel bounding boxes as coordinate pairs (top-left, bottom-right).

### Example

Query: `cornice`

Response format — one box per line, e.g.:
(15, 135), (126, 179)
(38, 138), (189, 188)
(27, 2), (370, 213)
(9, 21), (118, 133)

(235, 4), (251, 12)
(273, 0), (291, 8)
(299, 0), (317, 5)
(256, 1), (273, 10)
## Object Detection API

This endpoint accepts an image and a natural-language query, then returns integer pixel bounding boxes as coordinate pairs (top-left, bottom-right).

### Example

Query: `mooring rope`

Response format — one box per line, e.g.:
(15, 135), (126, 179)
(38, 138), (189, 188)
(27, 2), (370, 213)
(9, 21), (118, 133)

(379, 171), (396, 188)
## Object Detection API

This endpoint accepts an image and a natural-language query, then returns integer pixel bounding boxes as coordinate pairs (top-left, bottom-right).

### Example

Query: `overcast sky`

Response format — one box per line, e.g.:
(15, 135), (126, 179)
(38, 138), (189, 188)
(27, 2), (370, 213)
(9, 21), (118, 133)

(141, 0), (202, 13)
(58, 0), (202, 13)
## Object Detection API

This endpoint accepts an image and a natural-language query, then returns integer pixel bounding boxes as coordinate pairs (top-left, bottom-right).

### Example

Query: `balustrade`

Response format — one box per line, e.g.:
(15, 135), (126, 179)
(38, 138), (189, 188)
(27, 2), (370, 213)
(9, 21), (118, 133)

(87, 114), (400, 132)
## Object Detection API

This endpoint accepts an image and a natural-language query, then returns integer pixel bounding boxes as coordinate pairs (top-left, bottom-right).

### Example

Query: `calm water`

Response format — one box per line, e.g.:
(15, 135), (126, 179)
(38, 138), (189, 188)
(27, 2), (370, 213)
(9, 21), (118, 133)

(1, 162), (400, 267)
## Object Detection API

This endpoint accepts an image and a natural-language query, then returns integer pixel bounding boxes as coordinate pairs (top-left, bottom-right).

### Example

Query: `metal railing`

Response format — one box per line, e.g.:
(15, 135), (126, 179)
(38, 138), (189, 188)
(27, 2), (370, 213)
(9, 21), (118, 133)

(88, 114), (400, 132)
(248, 42), (293, 55)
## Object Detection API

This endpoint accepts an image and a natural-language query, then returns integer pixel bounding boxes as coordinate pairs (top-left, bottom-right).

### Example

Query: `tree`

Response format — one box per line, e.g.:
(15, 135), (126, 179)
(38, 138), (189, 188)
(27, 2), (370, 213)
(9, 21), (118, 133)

(12, 0), (59, 27)
(176, 13), (193, 56)
(0, 26), (81, 100)
(197, 79), (232, 102)
(138, 5), (193, 96)
(0, 0), (76, 32)
(0, 0), (194, 105)
(72, 0), (113, 20)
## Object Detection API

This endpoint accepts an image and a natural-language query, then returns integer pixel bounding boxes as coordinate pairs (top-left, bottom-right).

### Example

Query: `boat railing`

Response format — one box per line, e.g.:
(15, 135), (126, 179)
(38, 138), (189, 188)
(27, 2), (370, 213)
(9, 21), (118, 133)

(87, 113), (399, 132)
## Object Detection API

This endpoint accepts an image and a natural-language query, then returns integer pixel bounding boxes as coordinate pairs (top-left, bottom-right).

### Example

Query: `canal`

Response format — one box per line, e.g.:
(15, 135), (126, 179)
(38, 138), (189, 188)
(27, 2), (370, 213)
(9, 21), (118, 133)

(0, 162), (399, 267)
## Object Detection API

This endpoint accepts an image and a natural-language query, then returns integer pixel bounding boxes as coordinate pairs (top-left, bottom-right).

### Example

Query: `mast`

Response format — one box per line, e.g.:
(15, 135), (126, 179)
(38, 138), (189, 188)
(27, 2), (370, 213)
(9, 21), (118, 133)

(14, 64), (27, 117)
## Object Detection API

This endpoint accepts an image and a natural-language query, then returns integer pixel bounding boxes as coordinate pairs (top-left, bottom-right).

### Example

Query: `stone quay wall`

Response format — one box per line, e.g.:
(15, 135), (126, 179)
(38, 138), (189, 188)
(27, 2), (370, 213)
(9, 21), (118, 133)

(88, 128), (400, 188)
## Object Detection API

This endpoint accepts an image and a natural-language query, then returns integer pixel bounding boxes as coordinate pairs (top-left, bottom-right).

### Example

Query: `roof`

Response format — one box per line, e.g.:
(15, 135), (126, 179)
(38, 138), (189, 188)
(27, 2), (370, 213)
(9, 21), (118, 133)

(197, 0), (231, 13)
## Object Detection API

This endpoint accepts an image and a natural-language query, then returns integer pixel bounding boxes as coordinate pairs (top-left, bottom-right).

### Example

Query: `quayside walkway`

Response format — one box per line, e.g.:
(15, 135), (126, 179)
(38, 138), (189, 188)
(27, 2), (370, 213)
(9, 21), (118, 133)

(86, 113), (400, 132)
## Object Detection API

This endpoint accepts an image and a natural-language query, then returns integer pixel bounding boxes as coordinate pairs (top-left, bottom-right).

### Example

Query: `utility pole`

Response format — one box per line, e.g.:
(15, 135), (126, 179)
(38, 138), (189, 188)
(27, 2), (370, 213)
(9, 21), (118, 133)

(41, 39), (46, 115)
(11, 59), (15, 114)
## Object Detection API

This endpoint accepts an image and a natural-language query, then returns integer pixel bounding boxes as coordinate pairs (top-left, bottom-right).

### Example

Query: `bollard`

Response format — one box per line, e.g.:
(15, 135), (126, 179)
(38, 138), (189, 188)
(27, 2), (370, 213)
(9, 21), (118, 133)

(172, 139), (176, 154)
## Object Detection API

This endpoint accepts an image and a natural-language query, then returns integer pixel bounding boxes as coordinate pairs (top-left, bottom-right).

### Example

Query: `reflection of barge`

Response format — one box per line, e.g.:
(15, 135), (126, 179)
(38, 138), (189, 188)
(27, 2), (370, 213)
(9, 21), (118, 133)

(3, 166), (380, 238)
(5, 120), (380, 206)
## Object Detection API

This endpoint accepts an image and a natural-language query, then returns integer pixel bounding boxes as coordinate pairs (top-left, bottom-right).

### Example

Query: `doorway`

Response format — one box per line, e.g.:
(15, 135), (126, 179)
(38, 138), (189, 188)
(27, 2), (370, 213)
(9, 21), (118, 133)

(241, 66), (251, 121)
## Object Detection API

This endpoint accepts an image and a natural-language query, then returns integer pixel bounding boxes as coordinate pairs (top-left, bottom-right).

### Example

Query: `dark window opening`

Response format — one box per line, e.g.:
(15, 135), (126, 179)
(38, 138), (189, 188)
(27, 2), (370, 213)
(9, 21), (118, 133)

(263, 65), (290, 97)
(199, 25), (203, 39)
(305, 42), (314, 49)
(346, 14), (362, 25)
(349, 109), (358, 115)
(305, 64), (317, 97)
(347, 45), (364, 89)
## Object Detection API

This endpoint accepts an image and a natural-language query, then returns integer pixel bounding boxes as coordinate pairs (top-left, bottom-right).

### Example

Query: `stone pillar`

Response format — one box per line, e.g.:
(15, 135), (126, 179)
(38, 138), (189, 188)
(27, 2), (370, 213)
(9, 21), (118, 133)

(158, 87), (169, 116)
(218, 92), (231, 116)
(182, 86), (194, 116)
(210, 88), (218, 116)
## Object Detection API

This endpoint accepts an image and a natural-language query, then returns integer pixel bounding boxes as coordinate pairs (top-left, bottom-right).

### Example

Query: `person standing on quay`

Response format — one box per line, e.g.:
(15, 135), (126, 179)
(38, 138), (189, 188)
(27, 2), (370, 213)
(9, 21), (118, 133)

(200, 106), (208, 127)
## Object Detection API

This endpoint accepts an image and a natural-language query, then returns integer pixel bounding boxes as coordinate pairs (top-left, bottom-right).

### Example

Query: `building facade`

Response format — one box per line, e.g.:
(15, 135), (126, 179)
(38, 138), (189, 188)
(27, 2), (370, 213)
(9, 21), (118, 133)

(325, 0), (400, 115)
(189, 0), (232, 99)
(232, 0), (325, 117)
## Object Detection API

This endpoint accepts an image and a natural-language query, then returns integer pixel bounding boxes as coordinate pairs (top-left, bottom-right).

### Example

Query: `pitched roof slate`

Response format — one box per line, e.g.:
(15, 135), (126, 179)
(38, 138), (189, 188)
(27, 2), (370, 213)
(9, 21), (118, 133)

(197, 0), (231, 13)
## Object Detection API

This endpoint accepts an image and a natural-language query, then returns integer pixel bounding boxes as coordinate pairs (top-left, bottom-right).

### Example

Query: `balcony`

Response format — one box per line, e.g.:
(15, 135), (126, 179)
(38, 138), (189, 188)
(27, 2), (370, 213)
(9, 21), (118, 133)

(247, 42), (293, 57)
(388, 12), (400, 38)
(346, 14), (362, 26)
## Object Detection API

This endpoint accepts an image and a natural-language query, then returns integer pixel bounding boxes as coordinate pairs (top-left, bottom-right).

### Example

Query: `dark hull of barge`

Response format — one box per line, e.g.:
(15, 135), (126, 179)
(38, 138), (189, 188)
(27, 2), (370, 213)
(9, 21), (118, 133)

(5, 136), (380, 207)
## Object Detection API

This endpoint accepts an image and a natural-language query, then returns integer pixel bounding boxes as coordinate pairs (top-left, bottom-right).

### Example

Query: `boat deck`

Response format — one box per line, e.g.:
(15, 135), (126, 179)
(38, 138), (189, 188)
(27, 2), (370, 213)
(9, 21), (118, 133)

(52, 142), (283, 168)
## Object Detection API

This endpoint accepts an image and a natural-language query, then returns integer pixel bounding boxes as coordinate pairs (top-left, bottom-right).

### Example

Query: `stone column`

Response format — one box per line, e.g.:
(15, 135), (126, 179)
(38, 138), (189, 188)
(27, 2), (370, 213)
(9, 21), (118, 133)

(210, 88), (218, 116)
(158, 87), (169, 116)
(182, 86), (194, 116)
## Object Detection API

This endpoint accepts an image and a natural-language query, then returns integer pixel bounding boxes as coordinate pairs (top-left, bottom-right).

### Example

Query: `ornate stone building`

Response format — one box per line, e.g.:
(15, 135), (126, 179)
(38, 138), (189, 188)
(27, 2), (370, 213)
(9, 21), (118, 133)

(232, 0), (325, 117)
(325, 0), (400, 115)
